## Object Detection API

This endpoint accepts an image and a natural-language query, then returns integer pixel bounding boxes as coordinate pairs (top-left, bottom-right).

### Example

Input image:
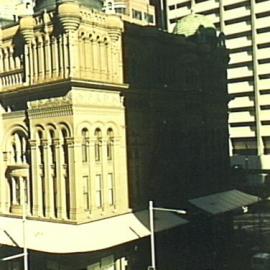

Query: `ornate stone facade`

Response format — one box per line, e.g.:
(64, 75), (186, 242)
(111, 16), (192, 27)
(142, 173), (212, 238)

(0, 2), (129, 224)
(0, 1), (230, 270)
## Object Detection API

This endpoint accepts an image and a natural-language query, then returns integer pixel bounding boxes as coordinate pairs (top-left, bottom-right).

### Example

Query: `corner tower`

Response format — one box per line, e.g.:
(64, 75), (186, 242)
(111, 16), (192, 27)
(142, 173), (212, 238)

(0, 0), (129, 223)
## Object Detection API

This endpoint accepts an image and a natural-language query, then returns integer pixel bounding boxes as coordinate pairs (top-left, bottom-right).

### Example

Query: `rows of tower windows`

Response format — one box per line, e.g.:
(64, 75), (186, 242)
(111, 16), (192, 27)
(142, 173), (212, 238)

(81, 128), (116, 212)
(82, 128), (114, 163)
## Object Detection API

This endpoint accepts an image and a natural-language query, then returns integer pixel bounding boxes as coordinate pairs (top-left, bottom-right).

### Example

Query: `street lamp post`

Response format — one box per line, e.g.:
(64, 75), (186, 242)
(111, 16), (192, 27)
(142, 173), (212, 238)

(148, 200), (187, 270)
(2, 178), (28, 270)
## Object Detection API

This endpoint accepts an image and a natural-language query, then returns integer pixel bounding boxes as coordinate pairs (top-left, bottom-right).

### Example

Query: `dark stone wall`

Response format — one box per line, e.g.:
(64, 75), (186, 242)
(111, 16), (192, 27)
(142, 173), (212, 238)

(123, 23), (231, 210)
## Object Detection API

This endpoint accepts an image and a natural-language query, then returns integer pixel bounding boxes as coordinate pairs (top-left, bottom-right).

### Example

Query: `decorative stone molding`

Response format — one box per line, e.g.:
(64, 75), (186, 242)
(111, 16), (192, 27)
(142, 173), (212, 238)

(67, 89), (124, 108)
(28, 96), (72, 110)
(58, 2), (81, 32)
(19, 16), (36, 43)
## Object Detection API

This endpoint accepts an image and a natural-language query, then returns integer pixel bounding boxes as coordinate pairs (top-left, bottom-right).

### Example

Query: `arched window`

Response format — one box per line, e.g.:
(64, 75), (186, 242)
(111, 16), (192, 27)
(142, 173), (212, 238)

(10, 131), (28, 164)
(94, 128), (102, 162)
(107, 128), (114, 160)
(37, 130), (44, 166)
(81, 128), (89, 163)
(61, 129), (69, 165)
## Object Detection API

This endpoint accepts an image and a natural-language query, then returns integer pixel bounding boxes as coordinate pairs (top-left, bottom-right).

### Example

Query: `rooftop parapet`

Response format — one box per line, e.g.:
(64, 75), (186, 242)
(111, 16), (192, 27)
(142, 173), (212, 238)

(0, 2), (124, 92)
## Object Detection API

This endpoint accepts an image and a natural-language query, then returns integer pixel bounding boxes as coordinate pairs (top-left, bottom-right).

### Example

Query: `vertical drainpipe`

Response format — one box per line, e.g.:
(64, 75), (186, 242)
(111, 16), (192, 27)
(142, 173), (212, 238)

(250, 0), (263, 158)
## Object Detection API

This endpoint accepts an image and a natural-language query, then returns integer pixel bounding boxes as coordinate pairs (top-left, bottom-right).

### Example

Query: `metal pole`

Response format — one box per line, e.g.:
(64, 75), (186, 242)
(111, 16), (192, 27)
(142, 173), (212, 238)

(22, 178), (28, 270)
(160, 0), (165, 30)
(149, 200), (156, 270)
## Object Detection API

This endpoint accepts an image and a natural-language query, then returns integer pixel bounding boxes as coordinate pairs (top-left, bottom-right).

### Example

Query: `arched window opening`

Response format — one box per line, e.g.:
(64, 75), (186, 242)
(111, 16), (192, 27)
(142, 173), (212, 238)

(10, 131), (28, 164)
(107, 128), (114, 161)
(61, 129), (69, 165)
(37, 130), (44, 166)
(81, 128), (89, 163)
(94, 128), (102, 162)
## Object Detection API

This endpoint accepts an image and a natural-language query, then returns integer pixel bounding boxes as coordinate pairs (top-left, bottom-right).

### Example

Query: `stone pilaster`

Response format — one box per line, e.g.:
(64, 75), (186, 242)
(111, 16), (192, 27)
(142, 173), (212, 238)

(42, 139), (54, 218)
(66, 137), (84, 221)
(54, 138), (67, 219)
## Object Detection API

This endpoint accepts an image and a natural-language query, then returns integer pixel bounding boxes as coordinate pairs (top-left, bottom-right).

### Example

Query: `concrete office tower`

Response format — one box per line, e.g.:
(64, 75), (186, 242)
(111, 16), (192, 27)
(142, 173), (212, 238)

(164, 0), (270, 184)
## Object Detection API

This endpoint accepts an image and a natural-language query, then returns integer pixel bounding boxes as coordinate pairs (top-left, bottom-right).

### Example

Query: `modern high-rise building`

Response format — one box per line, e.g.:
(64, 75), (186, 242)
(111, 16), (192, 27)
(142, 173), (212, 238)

(163, 0), (270, 184)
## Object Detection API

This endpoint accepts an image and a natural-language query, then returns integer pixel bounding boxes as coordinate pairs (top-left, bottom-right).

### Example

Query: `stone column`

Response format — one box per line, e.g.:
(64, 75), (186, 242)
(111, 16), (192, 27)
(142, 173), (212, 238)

(11, 177), (17, 205)
(30, 139), (43, 217)
(42, 139), (54, 218)
(37, 36), (45, 80)
(19, 177), (24, 209)
(51, 37), (58, 78)
(66, 138), (83, 221)
(101, 140), (108, 209)
(58, 35), (64, 78)
(31, 40), (37, 83)
(100, 41), (106, 81)
(54, 139), (67, 219)
(85, 38), (92, 77)
(92, 39), (99, 78)
(114, 135), (128, 212)
(89, 139), (96, 213)
(44, 33), (52, 79)
(63, 33), (69, 78)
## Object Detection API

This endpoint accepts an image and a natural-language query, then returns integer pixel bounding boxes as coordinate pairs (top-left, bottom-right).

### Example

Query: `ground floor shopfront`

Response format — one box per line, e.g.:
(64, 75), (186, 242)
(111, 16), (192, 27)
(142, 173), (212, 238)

(0, 190), (259, 270)
(0, 209), (188, 270)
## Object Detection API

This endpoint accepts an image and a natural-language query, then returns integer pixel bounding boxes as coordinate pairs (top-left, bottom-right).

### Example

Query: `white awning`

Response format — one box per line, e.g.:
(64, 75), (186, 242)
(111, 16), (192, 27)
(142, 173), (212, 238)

(0, 210), (188, 254)
(189, 189), (259, 215)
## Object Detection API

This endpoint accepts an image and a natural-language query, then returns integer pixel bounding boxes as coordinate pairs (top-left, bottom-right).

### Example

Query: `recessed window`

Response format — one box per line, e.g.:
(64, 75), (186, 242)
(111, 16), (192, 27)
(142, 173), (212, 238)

(132, 9), (142, 20)
(107, 128), (114, 160)
(82, 128), (89, 163)
(96, 174), (103, 208)
(95, 128), (102, 162)
(83, 176), (90, 211)
(108, 173), (114, 206)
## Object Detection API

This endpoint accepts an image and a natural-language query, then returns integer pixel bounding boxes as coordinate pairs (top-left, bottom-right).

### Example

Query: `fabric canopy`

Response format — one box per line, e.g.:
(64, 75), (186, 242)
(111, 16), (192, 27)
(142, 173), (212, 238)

(189, 189), (259, 215)
(0, 209), (188, 254)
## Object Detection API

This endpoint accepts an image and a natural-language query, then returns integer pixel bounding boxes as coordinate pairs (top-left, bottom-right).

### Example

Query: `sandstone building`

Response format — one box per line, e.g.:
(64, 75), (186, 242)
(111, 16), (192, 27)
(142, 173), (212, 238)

(0, 0), (232, 269)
